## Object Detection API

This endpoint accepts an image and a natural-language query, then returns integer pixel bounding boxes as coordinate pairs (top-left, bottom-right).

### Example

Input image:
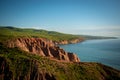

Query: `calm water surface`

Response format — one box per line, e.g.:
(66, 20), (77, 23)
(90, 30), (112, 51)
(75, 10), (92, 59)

(60, 39), (120, 70)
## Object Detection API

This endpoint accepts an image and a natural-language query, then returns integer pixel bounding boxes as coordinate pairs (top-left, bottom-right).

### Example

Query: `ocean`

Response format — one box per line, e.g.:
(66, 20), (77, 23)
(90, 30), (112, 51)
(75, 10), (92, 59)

(60, 39), (120, 70)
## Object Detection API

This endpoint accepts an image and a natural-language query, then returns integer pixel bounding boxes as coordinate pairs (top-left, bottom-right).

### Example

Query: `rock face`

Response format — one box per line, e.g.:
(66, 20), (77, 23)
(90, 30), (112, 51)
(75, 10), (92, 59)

(7, 38), (80, 62)
(55, 38), (84, 45)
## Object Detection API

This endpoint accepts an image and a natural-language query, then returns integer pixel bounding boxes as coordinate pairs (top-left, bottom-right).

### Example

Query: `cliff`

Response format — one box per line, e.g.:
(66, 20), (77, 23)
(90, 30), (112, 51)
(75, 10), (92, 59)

(55, 38), (84, 45)
(6, 38), (80, 62)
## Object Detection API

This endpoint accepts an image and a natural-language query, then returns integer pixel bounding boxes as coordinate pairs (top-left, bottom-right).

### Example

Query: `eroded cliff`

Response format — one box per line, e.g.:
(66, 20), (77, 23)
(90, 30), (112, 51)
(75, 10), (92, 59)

(6, 38), (80, 62)
(55, 38), (84, 45)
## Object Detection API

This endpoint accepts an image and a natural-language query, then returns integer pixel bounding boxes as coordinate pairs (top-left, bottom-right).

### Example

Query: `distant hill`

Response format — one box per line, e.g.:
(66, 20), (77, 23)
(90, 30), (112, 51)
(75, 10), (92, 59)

(0, 26), (116, 43)
(0, 26), (81, 42)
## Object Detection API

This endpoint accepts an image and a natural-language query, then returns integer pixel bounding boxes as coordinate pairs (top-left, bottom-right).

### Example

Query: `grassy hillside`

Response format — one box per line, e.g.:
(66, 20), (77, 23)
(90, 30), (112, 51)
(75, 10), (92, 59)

(0, 44), (120, 80)
(0, 26), (81, 43)
(0, 26), (116, 43)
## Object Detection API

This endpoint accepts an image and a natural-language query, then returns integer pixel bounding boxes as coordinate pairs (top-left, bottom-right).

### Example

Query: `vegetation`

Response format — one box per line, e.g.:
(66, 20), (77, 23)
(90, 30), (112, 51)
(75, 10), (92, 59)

(0, 44), (120, 80)
(0, 26), (81, 43)
(0, 26), (116, 43)
(0, 26), (119, 80)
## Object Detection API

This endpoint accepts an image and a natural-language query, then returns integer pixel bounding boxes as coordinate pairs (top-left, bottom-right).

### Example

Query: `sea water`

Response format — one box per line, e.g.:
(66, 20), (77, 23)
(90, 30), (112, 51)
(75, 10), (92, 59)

(60, 39), (120, 70)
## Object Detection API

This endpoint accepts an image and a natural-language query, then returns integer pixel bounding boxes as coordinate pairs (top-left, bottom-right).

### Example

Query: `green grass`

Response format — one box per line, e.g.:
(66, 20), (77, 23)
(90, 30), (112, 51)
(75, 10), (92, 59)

(0, 44), (120, 80)
(0, 26), (81, 43)
(0, 26), (116, 44)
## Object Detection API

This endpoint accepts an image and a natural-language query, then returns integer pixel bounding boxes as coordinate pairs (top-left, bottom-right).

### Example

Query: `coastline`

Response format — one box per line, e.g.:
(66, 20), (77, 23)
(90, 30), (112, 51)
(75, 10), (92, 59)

(57, 37), (117, 45)
(59, 38), (120, 70)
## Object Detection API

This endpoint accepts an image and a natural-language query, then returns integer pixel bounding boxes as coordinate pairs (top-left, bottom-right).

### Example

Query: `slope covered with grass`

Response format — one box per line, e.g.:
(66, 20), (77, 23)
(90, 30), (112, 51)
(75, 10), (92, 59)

(0, 26), (116, 44)
(0, 26), (81, 43)
(0, 44), (120, 80)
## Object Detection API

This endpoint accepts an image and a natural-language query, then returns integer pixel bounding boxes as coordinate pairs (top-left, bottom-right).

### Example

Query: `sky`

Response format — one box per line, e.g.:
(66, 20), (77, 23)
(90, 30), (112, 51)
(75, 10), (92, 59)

(0, 0), (120, 37)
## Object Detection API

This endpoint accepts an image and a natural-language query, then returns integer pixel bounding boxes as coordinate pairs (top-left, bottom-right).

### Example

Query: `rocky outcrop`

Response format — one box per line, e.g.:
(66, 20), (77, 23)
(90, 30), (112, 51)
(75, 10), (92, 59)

(7, 38), (80, 62)
(55, 38), (84, 45)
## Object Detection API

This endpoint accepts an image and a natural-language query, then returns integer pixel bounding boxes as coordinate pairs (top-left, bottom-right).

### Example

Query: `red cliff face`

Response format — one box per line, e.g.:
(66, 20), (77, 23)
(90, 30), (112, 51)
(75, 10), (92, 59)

(55, 38), (84, 45)
(7, 38), (80, 62)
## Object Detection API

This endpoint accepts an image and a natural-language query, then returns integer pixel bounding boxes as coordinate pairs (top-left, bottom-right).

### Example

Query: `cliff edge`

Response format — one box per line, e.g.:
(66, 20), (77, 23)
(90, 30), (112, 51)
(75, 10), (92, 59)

(6, 38), (80, 62)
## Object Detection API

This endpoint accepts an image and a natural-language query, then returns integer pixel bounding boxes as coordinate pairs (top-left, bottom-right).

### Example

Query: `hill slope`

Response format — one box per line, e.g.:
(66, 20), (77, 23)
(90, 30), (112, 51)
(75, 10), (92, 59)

(0, 26), (82, 43)
(0, 44), (120, 80)
(0, 26), (116, 44)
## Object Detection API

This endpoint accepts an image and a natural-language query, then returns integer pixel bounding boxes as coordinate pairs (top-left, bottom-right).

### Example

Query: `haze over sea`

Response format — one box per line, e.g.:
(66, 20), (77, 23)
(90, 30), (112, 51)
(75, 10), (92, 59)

(60, 39), (120, 70)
